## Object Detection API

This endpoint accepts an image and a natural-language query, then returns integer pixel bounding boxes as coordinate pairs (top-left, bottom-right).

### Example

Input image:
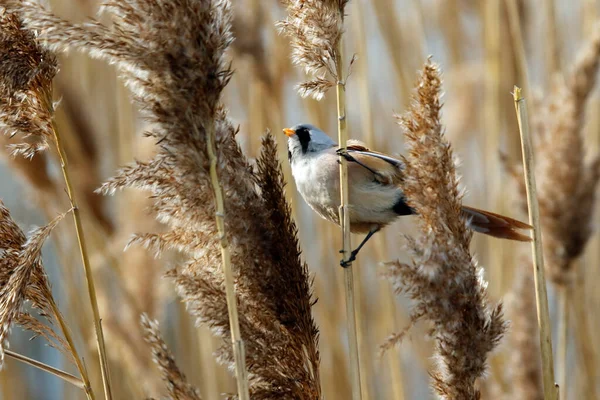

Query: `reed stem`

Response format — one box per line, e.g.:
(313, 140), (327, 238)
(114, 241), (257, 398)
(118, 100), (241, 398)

(513, 86), (559, 400)
(335, 37), (363, 400)
(48, 296), (95, 399)
(558, 284), (570, 400)
(204, 121), (250, 400)
(48, 100), (112, 399)
(506, 0), (531, 97)
(5, 350), (85, 390)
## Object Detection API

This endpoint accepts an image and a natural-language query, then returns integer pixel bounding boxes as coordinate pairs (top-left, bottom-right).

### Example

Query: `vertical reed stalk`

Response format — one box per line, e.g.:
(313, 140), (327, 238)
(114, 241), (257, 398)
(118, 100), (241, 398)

(205, 122), (250, 400)
(48, 113), (113, 399)
(335, 39), (362, 400)
(506, 0), (531, 97)
(558, 285), (570, 400)
(513, 86), (558, 400)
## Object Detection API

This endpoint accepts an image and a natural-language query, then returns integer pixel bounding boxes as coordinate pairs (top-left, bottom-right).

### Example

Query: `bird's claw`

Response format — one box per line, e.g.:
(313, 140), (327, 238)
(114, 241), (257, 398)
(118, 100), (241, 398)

(339, 251), (357, 268)
(336, 148), (354, 161)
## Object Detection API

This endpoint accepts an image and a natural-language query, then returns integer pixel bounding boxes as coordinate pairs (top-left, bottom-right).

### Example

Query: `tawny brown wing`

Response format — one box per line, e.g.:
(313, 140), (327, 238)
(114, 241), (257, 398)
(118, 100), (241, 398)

(342, 140), (404, 185)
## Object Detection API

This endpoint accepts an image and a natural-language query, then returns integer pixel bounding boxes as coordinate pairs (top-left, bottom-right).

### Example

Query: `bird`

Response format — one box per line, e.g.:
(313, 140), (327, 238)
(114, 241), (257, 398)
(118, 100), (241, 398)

(283, 123), (532, 267)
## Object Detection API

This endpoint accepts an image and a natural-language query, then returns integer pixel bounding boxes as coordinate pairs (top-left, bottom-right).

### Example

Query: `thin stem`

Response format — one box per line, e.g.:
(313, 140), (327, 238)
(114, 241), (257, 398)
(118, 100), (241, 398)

(513, 86), (559, 400)
(5, 350), (85, 390)
(558, 285), (570, 400)
(48, 296), (95, 400)
(506, 0), (531, 98)
(205, 121), (250, 400)
(335, 38), (363, 400)
(48, 113), (113, 399)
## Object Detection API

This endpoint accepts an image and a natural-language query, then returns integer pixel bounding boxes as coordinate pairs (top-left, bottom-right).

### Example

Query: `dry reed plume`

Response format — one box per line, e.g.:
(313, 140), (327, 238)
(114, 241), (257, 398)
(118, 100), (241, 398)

(506, 24), (600, 284)
(0, 12), (101, 397)
(277, 0), (351, 100)
(0, 199), (95, 397)
(0, 201), (68, 363)
(141, 314), (201, 400)
(8, 0), (321, 398)
(384, 60), (507, 400)
(0, 10), (56, 158)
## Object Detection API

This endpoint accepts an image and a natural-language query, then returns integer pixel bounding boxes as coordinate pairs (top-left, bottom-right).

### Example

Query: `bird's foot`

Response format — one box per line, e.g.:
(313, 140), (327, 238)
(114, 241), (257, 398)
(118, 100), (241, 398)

(339, 251), (357, 268)
(336, 148), (355, 162)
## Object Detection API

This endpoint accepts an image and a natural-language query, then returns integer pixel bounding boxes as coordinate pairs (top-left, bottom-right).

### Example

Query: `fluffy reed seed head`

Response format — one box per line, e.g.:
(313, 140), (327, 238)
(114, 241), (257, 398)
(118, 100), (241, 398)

(505, 24), (600, 285)
(0, 200), (71, 366)
(141, 314), (201, 400)
(277, 0), (350, 100)
(384, 60), (507, 400)
(10, 1), (321, 397)
(0, 10), (57, 158)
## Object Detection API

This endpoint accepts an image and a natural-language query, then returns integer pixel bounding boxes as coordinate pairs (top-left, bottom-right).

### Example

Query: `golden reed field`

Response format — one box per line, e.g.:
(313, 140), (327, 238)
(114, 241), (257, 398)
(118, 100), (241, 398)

(0, 0), (599, 399)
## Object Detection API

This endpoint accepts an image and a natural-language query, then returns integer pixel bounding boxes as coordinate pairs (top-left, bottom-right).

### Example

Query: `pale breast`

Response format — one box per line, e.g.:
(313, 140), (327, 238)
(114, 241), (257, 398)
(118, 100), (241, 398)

(292, 152), (341, 224)
(291, 150), (405, 231)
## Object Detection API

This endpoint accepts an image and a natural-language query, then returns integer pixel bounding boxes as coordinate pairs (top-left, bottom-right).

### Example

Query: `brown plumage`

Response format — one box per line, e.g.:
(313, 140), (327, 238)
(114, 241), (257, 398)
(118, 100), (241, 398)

(346, 140), (532, 241)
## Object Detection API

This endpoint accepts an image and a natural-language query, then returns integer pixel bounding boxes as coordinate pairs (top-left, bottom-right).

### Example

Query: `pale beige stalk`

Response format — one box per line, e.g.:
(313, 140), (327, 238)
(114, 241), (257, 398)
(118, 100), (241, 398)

(513, 87), (558, 400)
(5, 350), (85, 390)
(205, 121), (250, 400)
(335, 40), (362, 400)
(49, 118), (112, 399)
(558, 285), (570, 400)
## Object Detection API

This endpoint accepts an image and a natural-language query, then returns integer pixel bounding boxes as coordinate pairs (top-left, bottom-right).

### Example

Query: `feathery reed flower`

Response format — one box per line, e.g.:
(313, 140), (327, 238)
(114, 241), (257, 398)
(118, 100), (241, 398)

(10, 1), (321, 397)
(0, 10), (57, 158)
(0, 201), (69, 364)
(141, 314), (201, 400)
(384, 60), (507, 400)
(277, 0), (350, 100)
(505, 24), (600, 285)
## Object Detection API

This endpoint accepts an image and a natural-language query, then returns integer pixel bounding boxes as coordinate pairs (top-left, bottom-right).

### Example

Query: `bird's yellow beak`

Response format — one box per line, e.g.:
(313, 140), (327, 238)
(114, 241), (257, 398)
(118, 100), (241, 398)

(283, 128), (295, 137)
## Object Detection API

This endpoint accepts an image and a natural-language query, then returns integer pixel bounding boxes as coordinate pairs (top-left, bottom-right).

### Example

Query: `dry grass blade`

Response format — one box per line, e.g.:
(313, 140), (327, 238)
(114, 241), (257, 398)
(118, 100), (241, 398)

(513, 86), (558, 400)
(383, 60), (507, 400)
(141, 314), (201, 400)
(10, 1), (321, 398)
(5, 349), (85, 389)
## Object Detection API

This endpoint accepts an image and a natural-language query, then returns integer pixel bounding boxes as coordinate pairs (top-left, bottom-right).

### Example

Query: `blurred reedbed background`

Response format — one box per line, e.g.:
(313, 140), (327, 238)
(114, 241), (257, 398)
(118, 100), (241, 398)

(0, 0), (599, 399)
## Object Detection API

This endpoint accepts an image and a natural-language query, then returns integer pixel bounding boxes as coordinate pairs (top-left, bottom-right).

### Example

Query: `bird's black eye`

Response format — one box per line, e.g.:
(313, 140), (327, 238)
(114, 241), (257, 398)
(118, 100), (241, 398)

(296, 127), (311, 153)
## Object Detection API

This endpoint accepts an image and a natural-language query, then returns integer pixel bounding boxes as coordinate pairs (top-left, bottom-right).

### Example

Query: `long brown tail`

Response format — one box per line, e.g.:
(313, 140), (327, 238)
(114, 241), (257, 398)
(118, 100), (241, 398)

(461, 205), (532, 242)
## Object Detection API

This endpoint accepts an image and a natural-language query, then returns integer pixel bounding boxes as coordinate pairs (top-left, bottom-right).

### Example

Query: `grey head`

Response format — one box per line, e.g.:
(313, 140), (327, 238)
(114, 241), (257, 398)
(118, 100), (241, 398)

(283, 123), (336, 162)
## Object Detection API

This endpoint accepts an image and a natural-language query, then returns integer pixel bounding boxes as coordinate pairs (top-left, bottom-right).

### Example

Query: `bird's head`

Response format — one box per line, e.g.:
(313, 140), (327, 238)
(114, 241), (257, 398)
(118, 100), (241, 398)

(283, 124), (336, 161)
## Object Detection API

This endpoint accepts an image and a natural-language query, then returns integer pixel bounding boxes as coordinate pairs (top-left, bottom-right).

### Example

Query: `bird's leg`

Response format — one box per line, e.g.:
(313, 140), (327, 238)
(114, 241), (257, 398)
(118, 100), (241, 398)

(340, 226), (381, 268)
(336, 148), (380, 176)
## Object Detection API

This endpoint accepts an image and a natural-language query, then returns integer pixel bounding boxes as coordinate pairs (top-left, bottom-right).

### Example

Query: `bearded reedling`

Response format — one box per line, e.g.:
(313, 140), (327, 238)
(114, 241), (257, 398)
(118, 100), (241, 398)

(284, 124), (532, 266)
